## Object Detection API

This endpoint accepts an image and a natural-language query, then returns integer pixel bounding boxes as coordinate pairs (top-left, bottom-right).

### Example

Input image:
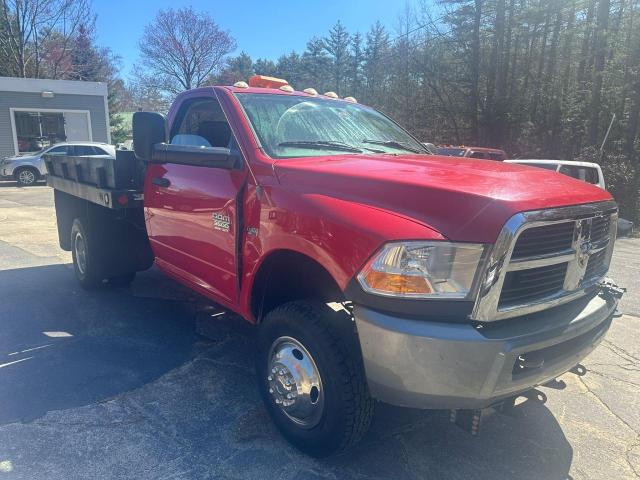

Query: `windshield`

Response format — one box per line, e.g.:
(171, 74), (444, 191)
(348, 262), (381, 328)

(235, 93), (427, 158)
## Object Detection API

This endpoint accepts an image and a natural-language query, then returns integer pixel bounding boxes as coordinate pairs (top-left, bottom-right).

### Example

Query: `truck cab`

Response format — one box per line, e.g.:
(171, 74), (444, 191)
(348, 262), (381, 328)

(49, 76), (622, 457)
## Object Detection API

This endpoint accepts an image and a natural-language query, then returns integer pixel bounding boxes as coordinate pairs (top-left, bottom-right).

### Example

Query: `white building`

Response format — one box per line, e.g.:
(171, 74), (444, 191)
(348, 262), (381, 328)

(0, 76), (110, 159)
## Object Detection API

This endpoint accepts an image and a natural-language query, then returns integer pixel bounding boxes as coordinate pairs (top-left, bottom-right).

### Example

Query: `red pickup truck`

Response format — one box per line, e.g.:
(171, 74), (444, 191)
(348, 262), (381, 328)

(47, 75), (622, 457)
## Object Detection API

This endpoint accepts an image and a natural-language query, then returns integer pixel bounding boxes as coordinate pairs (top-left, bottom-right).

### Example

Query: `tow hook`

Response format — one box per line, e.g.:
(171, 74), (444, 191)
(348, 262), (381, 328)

(450, 388), (550, 436)
(598, 278), (626, 300)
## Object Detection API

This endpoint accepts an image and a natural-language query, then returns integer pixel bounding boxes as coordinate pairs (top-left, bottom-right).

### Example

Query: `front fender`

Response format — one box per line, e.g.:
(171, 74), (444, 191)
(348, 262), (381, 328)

(10, 159), (42, 175)
(239, 188), (444, 318)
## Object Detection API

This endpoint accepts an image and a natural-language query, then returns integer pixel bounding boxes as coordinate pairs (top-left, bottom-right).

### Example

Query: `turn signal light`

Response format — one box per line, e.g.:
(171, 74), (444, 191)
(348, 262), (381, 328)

(363, 270), (432, 295)
(248, 75), (289, 89)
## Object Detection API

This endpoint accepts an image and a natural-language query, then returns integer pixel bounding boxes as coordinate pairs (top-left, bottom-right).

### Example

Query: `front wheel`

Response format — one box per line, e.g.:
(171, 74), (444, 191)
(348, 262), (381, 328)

(256, 301), (374, 457)
(15, 167), (39, 186)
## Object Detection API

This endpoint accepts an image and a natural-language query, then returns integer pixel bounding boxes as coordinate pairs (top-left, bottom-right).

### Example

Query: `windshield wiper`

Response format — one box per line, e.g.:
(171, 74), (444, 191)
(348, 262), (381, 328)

(277, 140), (364, 153)
(361, 139), (425, 154)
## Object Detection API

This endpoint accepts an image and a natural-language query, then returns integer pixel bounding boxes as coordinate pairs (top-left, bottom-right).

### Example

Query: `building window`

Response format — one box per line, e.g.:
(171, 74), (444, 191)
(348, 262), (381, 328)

(12, 110), (91, 154)
(14, 111), (65, 153)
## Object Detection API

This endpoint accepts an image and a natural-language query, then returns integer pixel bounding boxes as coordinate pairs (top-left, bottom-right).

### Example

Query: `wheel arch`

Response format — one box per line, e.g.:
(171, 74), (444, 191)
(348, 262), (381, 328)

(249, 249), (345, 323)
(14, 165), (40, 183)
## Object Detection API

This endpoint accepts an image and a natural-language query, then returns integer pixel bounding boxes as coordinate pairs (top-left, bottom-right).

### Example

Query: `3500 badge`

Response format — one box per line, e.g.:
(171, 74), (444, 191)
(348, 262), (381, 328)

(212, 212), (230, 232)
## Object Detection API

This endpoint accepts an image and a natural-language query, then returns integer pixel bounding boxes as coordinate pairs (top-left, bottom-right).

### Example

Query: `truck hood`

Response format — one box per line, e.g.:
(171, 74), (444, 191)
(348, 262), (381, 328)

(273, 154), (613, 243)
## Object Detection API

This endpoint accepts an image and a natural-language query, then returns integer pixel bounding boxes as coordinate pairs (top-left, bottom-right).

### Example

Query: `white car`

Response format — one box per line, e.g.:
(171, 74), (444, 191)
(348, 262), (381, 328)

(505, 159), (605, 189)
(0, 142), (116, 186)
(506, 159), (634, 236)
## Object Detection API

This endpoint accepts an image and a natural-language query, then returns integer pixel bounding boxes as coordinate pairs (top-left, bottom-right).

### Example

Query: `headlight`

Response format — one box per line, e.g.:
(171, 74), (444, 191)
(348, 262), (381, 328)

(357, 241), (485, 299)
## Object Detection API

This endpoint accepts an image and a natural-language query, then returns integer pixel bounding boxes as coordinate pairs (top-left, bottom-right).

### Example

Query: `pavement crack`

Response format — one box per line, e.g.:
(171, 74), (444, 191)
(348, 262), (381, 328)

(577, 376), (638, 435)
(602, 341), (640, 364)
(585, 368), (640, 389)
(625, 435), (640, 479)
(588, 362), (640, 372)
(577, 377), (640, 477)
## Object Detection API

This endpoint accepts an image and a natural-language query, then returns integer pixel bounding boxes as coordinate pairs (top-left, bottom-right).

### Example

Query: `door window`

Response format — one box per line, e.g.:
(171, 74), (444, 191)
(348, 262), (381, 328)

(469, 151), (486, 159)
(170, 98), (233, 148)
(46, 145), (71, 156)
(72, 145), (106, 156)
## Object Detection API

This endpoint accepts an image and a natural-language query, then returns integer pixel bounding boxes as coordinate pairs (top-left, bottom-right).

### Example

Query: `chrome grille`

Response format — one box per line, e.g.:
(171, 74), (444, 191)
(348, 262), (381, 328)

(499, 263), (568, 307)
(472, 201), (618, 322)
(590, 215), (611, 243)
(511, 221), (574, 259)
(585, 248), (607, 280)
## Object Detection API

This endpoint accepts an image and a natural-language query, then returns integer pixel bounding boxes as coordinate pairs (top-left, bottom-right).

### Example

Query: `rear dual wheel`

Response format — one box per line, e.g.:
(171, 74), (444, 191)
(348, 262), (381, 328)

(256, 300), (374, 457)
(71, 218), (136, 289)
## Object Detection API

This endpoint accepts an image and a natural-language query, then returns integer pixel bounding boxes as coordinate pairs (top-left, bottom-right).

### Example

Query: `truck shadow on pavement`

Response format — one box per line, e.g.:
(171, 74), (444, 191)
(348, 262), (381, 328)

(0, 264), (201, 425)
(0, 264), (574, 479)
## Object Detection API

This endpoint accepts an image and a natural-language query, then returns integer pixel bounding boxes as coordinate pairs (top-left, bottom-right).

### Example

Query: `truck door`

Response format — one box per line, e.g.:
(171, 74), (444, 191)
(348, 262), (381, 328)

(144, 95), (247, 306)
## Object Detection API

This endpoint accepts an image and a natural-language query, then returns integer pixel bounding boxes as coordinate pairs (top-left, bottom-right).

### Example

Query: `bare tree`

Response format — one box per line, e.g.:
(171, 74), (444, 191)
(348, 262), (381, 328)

(136, 7), (236, 95)
(0, 0), (90, 78)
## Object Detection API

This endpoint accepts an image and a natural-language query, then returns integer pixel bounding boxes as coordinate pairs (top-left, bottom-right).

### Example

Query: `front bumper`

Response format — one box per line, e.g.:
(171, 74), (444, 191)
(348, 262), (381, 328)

(354, 289), (617, 409)
(1, 166), (13, 178)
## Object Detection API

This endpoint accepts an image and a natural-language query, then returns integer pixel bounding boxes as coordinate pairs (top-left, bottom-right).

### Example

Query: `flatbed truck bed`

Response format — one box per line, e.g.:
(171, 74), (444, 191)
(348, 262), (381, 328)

(45, 149), (144, 210)
(46, 149), (154, 285)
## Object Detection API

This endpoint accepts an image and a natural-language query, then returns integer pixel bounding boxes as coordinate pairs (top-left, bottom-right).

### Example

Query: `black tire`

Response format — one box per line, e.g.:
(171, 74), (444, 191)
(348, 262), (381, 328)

(107, 272), (136, 287)
(71, 218), (105, 289)
(256, 300), (374, 457)
(14, 167), (39, 186)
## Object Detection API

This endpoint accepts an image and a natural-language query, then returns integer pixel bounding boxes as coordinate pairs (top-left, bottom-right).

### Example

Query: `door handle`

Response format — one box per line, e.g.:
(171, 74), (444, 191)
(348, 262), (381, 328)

(152, 177), (170, 188)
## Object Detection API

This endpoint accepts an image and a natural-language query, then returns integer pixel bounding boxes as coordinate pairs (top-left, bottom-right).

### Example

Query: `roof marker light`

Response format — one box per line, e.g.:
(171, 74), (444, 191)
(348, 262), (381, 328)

(324, 91), (339, 99)
(344, 96), (357, 103)
(279, 85), (294, 92)
(303, 88), (318, 96)
(248, 75), (289, 89)
(234, 81), (249, 88)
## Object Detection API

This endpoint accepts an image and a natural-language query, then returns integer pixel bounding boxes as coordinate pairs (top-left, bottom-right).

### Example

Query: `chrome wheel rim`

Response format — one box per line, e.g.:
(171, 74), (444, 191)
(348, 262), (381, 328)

(18, 170), (35, 184)
(267, 336), (324, 429)
(74, 232), (87, 275)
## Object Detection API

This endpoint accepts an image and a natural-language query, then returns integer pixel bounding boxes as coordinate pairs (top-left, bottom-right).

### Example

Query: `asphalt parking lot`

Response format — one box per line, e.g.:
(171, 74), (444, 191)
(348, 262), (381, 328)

(0, 184), (639, 479)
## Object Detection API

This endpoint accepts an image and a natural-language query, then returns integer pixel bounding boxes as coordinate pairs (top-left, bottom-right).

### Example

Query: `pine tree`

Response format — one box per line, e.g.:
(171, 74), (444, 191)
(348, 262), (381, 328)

(349, 32), (364, 99)
(302, 37), (331, 92)
(324, 21), (352, 95)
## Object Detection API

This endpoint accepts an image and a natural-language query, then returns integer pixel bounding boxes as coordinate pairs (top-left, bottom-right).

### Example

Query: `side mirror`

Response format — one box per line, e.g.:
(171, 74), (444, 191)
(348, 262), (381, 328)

(150, 144), (239, 170)
(133, 112), (167, 160)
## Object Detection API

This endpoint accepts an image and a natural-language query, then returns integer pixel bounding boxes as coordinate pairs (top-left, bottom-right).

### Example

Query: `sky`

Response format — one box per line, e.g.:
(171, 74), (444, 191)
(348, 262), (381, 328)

(93, 0), (421, 78)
